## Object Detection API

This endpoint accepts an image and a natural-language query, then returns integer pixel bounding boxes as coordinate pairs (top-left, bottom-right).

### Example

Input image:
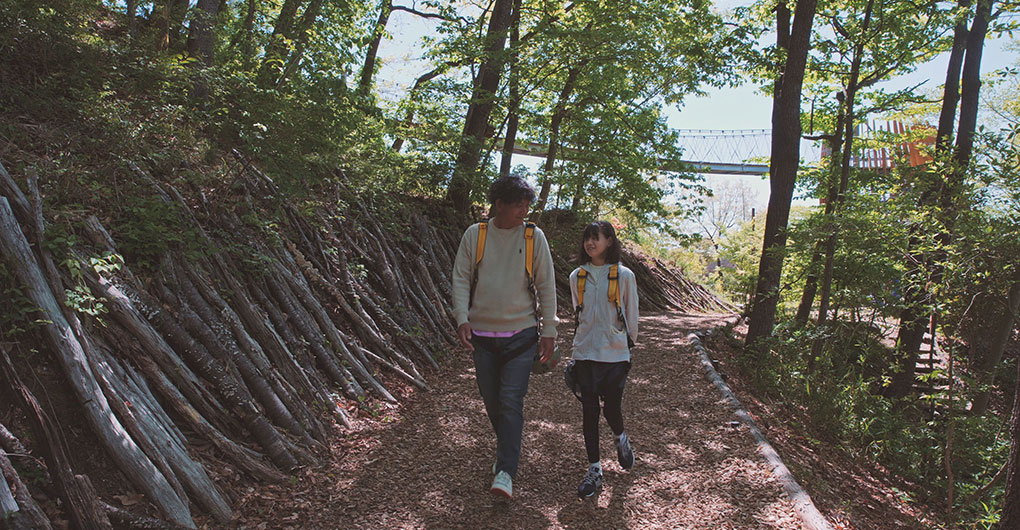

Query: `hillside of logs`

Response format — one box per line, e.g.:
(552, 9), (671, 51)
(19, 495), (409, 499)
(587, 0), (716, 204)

(0, 156), (730, 529)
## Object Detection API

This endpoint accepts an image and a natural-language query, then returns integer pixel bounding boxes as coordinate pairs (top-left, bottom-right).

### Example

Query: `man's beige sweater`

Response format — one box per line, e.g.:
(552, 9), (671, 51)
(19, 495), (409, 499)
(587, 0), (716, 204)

(452, 221), (559, 338)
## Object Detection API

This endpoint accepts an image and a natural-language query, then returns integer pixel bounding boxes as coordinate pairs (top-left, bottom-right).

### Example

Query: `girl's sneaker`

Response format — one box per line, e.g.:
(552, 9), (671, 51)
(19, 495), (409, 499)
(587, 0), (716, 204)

(577, 466), (603, 498)
(616, 432), (634, 470)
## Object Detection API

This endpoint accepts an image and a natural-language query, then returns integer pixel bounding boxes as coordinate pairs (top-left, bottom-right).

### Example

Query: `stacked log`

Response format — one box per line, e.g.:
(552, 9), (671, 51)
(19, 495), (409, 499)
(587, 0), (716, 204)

(0, 155), (727, 528)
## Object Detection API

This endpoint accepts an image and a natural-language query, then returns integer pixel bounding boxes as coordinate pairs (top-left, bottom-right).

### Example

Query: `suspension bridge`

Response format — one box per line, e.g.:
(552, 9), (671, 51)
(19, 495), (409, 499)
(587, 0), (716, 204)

(507, 129), (823, 176)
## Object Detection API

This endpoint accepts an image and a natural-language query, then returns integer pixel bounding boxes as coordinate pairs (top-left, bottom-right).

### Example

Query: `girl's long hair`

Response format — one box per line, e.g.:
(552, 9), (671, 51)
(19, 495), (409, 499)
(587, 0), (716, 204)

(576, 221), (621, 264)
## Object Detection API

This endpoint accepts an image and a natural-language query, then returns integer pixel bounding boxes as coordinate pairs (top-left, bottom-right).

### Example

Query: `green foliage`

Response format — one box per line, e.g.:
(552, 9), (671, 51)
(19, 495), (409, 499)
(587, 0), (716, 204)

(736, 319), (1010, 524)
(0, 262), (45, 338)
(112, 194), (204, 271)
(61, 252), (123, 318)
(718, 214), (767, 305)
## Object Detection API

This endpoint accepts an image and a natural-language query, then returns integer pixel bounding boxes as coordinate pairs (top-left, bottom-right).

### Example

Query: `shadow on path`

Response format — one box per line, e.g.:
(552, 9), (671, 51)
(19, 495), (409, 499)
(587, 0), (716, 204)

(241, 312), (802, 529)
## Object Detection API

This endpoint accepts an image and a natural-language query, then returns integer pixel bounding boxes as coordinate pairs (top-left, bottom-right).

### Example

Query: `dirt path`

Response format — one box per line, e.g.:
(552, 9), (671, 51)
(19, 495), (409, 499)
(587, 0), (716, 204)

(235, 312), (804, 529)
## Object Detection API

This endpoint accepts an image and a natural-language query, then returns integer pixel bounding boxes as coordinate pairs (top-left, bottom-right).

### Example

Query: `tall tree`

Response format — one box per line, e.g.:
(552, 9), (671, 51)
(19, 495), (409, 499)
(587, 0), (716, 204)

(157, 0), (190, 50)
(359, 0), (393, 97)
(532, 63), (582, 214)
(257, 0), (304, 87)
(186, 0), (220, 66)
(446, 0), (515, 213)
(498, 0), (523, 179)
(888, 0), (994, 397)
(744, 0), (819, 353)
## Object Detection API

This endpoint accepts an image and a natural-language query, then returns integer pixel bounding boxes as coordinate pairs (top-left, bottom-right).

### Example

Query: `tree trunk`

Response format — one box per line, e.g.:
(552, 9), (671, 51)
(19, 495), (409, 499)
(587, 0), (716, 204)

(744, 0), (818, 353)
(157, 0), (190, 51)
(813, 0), (873, 360)
(534, 65), (581, 215)
(889, 0), (993, 398)
(258, 0), (304, 87)
(359, 0), (393, 97)
(971, 273), (1020, 414)
(499, 0), (523, 179)
(797, 93), (847, 327)
(0, 199), (194, 528)
(935, 0), (971, 154)
(0, 423), (52, 529)
(1001, 353), (1020, 527)
(125, 0), (137, 36)
(274, 0), (325, 89)
(186, 0), (220, 66)
(446, 0), (515, 213)
(228, 0), (257, 62)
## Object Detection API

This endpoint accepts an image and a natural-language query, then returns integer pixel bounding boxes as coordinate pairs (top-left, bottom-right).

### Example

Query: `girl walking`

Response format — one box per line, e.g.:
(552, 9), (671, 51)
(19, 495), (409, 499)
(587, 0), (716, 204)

(568, 220), (638, 498)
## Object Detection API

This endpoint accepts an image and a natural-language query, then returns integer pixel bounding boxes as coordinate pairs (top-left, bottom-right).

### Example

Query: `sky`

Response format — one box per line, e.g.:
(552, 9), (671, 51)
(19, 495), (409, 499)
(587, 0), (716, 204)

(374, 5), (1020, 216)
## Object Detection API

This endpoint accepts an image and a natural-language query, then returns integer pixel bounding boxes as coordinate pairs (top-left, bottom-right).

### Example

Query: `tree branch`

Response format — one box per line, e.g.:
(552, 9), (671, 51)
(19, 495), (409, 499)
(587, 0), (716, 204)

(391, 5), (463, 23)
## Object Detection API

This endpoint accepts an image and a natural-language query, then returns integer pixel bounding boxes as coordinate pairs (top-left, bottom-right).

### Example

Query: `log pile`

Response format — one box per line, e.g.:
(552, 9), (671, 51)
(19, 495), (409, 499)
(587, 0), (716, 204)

(0, 155), (729, 528)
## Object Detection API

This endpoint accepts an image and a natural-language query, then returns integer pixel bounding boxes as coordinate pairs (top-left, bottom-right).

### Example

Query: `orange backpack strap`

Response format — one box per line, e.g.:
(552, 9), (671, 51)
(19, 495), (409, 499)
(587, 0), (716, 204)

(475, 221), (488, 265)
(576, 268), (588, 312)
(608, 264), (620, 307)
(523, 222), (535, 281)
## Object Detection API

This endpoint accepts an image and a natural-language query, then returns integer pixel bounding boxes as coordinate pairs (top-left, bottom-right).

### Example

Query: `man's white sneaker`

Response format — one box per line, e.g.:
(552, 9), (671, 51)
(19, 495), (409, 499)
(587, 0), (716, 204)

(490, 470), (512, 498)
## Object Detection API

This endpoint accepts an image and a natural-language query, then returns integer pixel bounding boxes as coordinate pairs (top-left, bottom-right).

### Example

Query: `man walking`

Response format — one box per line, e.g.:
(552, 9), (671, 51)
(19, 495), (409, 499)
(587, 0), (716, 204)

(451, 175), (559, 498)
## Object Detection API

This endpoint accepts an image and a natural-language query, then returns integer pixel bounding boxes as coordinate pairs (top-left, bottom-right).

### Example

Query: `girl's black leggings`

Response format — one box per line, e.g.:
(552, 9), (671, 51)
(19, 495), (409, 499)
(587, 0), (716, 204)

(575, 360), (631, 464)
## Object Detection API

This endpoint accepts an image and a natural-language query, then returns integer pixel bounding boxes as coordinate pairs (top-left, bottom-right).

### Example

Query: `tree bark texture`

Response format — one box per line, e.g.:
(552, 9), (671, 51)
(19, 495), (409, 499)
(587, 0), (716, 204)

(970, 273), (1020, 415)
(1001, 353), (1020, 528)
(186, 0), (220, 66)
(359, 0), (393, 96)
(446, 0), (515, 213)
(744, 0), (819, 353)
(0, 198), (194, 528)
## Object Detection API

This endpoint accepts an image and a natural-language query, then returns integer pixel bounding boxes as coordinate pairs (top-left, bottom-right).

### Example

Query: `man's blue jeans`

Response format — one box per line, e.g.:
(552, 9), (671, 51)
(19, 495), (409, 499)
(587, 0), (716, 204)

(471, 327), (538, 479)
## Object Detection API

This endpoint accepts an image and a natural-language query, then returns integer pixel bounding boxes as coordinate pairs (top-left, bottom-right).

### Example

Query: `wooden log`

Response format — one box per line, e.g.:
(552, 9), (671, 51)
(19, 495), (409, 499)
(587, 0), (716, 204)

(271, 257), (395, 403)
(126, 352), (286, 483)
(191, 257), (327, 443)
(0, 161), (31, 227)
(85, 334), (190, 505)
(352, 281), (438, 371)
(147, 280), (298, 472)
(101, 501), (192, 530)
(86, 275), (238, 437)
(284, 241), (427, 388)
(263, 271), (364, 400)
(90, 337), (234, 523)
(0, 421), (50, 530)
(0, 198), (193, 528)
(0, 343), (113, 530)
(244, 276), (351, 428)
(358, 345), (428, 390)
(167, 262), (316, 448)
(0, 441), (52, 530)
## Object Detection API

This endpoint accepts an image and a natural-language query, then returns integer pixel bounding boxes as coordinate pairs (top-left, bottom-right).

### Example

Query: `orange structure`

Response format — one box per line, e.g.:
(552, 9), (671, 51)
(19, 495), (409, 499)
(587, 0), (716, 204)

(820, 121), (936, 173)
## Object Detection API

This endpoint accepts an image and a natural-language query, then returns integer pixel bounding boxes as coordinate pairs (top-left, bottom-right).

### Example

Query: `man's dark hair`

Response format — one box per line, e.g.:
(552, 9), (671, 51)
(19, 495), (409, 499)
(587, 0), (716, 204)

(488, 175), (536, 205)
(576, 221), (622, 264)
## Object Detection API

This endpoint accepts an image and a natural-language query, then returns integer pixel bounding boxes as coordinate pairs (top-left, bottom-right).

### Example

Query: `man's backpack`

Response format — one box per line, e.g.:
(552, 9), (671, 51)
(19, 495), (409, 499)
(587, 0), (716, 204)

(575, 264), (635, 348)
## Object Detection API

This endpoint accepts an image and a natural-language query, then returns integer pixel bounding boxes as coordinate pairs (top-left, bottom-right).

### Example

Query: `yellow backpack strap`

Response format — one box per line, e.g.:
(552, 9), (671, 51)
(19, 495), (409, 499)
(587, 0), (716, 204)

(475, 221), (488, 265)
(576, 268), (588, 311)
(523, 222), (535, 281)
(608, 264), (620, 307)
